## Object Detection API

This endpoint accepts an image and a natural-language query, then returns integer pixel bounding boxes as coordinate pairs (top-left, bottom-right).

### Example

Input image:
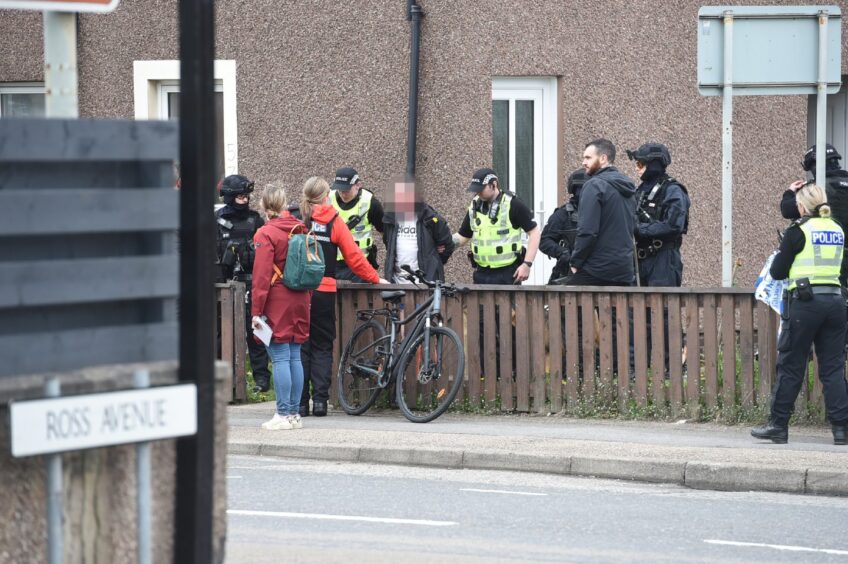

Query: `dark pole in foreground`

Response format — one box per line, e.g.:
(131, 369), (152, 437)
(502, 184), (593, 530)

(176, 0), (217, 562)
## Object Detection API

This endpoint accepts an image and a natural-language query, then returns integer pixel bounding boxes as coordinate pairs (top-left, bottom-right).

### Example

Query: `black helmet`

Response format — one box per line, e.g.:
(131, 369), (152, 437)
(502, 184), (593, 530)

(802, 143), (841, 171)
(219, 174), (255, 197)
(626, 143), (671, 167)
(566, 168), (587, 194)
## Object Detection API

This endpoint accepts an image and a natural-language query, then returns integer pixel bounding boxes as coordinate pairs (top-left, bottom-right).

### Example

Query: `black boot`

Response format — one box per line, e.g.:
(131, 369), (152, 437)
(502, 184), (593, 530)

(252, 376), (270, 394)
(832, 424), (847, 445)
(313, 400), (327, 417)
(299, 403), (310, 417)
(751, 422), (788, 444)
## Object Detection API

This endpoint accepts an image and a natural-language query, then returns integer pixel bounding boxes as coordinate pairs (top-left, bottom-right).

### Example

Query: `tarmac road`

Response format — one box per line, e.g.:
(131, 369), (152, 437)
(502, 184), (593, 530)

(225, 454), (848, 564)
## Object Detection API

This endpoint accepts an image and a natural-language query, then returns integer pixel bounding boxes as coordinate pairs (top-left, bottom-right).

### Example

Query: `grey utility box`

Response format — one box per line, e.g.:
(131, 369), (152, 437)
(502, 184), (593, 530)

(0, 119), (179, 378)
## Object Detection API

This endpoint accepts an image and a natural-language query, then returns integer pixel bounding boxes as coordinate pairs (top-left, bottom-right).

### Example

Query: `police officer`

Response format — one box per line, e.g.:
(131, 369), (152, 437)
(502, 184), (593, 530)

(627, 143), (690, 287)
(752, 183), (848, 445)
(780, 144), (848, 286)
(453, 168), (540, 285)
(330, 167), (384, 282)
(216, 174), (272, 393)
(540, 169), (586, 284)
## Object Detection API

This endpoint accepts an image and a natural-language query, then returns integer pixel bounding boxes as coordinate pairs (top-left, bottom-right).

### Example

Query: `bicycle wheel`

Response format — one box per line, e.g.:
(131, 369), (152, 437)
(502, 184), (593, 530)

(396, 326), (465, 423)
(336, 320), (387, 415)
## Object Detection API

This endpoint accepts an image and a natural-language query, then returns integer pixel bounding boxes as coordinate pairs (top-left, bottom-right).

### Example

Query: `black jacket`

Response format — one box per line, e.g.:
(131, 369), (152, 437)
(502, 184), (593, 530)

(540, 201), (578, 280)
(570, 166), (637, 284)
(635, 176), (689, 245)
(383, 205), (455, 282)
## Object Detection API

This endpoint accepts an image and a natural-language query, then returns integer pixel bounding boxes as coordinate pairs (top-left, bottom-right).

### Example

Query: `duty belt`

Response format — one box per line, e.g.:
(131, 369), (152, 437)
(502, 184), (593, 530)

(790, 285), (842, 298)
(636, 238), (680, 259)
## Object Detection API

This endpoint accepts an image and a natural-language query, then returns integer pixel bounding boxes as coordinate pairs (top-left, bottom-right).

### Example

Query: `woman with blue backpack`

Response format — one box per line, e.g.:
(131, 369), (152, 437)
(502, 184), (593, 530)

(251, 185), (311, 430)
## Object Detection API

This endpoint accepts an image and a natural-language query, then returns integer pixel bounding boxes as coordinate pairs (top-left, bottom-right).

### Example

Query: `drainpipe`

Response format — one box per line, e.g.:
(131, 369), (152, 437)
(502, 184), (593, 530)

(406, 0), (424, 175)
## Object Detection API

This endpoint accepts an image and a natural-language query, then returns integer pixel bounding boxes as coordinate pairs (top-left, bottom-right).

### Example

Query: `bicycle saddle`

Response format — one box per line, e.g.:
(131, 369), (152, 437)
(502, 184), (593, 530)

(380, 290), (406, 302)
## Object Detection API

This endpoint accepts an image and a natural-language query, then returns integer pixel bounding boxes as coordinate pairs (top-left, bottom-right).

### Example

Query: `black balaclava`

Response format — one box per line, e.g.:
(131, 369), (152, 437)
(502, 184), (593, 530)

(639, 159), (666, 185)
(221, 192), (250, 218)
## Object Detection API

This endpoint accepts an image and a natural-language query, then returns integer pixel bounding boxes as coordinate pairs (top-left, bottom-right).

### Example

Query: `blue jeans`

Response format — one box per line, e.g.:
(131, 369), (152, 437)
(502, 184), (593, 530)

(266, 342), (304, 416)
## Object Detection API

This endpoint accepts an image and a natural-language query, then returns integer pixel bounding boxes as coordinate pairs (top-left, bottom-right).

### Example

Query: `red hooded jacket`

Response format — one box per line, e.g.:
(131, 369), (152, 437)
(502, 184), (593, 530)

(251, 213), (311, 344)
(309, 204), (380, 292)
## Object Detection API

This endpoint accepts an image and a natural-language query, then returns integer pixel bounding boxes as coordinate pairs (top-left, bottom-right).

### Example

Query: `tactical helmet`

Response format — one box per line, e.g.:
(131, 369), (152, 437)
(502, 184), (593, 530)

(219, 174), (255, 197)
(626, 143), (671, 167)
(566, 168), (587, 194)
(802, 143), (841, 171)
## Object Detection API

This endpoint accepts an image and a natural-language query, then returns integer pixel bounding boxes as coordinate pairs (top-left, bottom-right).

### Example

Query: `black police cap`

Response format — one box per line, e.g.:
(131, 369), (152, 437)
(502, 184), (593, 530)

(566, 168), (587, 194)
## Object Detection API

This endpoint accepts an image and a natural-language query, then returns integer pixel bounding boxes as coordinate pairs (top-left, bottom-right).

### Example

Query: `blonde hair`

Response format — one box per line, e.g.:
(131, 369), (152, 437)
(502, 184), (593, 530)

(796, 182), (832, 218)
(300, 176), (330, 225)
(261, 184), (287, 218)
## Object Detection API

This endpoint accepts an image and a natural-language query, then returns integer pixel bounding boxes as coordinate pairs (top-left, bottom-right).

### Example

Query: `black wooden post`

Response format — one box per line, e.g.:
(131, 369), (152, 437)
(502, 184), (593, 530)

(176, 0), (217, 562)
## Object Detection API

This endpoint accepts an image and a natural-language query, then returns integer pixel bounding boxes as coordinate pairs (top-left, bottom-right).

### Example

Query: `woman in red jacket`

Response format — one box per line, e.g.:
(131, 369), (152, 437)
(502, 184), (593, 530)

(297, 177), (388, 416)
(251, 185), (311, 430)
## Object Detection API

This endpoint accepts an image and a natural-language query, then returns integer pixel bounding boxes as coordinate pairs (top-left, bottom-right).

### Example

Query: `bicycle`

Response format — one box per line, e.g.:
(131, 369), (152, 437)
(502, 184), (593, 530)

(336, 265), (467, 423)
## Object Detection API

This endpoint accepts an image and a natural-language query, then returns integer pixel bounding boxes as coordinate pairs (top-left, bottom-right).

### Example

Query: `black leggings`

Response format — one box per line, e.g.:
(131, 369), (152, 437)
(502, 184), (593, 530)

(300, 290), (337, 404)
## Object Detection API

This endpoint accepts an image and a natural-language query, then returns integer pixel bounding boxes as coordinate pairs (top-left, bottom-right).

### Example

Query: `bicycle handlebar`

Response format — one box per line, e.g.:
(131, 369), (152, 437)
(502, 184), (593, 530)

(399, 264), (470, 297)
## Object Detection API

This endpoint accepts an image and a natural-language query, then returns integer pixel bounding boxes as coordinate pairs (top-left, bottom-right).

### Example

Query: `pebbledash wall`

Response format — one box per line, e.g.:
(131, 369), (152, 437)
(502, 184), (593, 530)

(2, 0), (848, 286)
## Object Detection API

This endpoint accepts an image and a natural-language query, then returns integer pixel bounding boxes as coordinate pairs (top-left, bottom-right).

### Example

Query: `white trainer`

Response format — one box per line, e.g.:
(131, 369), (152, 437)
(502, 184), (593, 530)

(261, 413), (293, 430)
(288, 414), (303, 429)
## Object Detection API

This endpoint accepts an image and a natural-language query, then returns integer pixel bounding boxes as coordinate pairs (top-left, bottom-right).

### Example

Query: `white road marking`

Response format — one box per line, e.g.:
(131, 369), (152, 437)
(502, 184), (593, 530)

(228, 509), (458, 527)
(460, 488), (547, 497)
(704, 539), (848, 556)
(227, 475), (243, 479)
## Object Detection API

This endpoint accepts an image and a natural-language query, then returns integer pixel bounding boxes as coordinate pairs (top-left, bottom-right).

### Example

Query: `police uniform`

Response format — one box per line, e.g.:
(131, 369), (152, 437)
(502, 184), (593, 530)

(329, 167), (384, 282)
(458, 189), (537, 285)
(215, 175), (271, 392)
(627, 144), (690, 287)
(752, 213), (848, 444)
(540, 169), (585, 284)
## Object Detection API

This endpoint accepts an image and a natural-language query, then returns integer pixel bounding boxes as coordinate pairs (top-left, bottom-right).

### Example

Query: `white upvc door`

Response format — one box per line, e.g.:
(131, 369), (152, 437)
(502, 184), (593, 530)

(492, 77), (558, 285)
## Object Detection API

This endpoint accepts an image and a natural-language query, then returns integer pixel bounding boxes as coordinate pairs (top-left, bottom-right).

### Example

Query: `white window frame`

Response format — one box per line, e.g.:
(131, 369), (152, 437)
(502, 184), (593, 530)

(492, 76), (558, 285)
(0, 82), (46, 117)
(133, 60), (238, 175)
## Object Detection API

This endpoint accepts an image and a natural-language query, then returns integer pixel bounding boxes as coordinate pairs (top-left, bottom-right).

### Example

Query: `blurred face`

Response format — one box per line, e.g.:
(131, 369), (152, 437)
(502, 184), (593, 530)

(338, 181), (362, 203)
(234, 193), (249, 205)
(582, 145), (606, 176)
(477, 181), (499, 202)
(635, 160), (647, 179)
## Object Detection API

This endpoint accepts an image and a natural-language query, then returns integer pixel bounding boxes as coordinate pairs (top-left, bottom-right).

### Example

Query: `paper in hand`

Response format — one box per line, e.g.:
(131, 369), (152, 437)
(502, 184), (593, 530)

(252, 317), (273, 347)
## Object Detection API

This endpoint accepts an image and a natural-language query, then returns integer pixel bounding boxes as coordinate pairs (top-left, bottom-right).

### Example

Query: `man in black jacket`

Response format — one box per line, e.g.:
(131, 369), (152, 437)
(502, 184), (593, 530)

(566, 139), (637, 286)
(780, 144), (848, 286)
(383, 176), (455, 282)
(541, 169), (586, 284)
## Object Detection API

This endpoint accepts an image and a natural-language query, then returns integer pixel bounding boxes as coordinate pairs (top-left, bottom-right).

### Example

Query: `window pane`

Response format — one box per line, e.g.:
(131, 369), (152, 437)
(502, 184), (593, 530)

(492, 99), (509, 192)
(1, 93), (46, 118)
(167, 90), (225, 182)
(515, 100), (534, 207)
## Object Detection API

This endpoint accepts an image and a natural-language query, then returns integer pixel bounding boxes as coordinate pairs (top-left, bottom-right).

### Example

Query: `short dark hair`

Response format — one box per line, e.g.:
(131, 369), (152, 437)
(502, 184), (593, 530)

(585, 138), (616, 163)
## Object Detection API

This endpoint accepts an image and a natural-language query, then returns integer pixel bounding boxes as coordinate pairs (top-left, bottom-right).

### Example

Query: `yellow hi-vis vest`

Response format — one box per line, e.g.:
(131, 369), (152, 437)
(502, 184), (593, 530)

(787, 216), (844, 290)
(469, 192), (523, 268)
(332, 189), (373, 261)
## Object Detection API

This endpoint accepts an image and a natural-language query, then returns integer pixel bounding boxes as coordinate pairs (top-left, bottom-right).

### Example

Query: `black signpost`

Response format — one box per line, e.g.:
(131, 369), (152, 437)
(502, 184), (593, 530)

(176, 0), (217, 562)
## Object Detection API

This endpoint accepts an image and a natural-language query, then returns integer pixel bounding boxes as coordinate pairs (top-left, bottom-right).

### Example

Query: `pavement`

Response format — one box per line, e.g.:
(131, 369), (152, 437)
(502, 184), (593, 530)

(227, 402), (848, 497)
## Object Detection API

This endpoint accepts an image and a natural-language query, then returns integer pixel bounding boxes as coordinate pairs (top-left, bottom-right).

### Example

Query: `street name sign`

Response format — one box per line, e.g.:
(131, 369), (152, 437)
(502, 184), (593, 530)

(0, 0), (119, 12)
(10, 384), (197, 457)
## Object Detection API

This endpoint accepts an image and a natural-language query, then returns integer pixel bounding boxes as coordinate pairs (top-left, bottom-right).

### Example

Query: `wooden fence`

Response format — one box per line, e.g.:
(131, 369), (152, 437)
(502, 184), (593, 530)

(218, 281), (832, 422)
(217, 281), (248, 403)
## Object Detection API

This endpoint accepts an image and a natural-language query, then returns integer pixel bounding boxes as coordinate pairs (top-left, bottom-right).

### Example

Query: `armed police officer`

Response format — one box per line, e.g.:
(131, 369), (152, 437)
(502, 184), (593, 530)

(540, 169), (586, 284)
(215, 174), (272, 393)
(453, 168), (540, 285)
(330, 167), (385, 282)
(627, 143), (690, 287)
(780, 144), (848, 286)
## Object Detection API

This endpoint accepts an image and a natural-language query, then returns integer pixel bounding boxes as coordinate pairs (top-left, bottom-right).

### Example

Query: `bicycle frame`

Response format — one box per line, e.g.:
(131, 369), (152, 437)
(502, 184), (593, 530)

(350, 286), (443, 388)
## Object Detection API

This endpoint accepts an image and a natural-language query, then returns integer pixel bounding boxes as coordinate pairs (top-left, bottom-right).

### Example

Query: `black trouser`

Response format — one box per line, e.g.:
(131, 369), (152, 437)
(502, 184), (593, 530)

(301, 290), (337, 404)
(562, 270), (632, 287)
(473, 262), (520, 285)
(637, 247), (683, 287)
(771, 293), (848, 427)
(245, 292), (272, 387)
(335, 262), (369, 283)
